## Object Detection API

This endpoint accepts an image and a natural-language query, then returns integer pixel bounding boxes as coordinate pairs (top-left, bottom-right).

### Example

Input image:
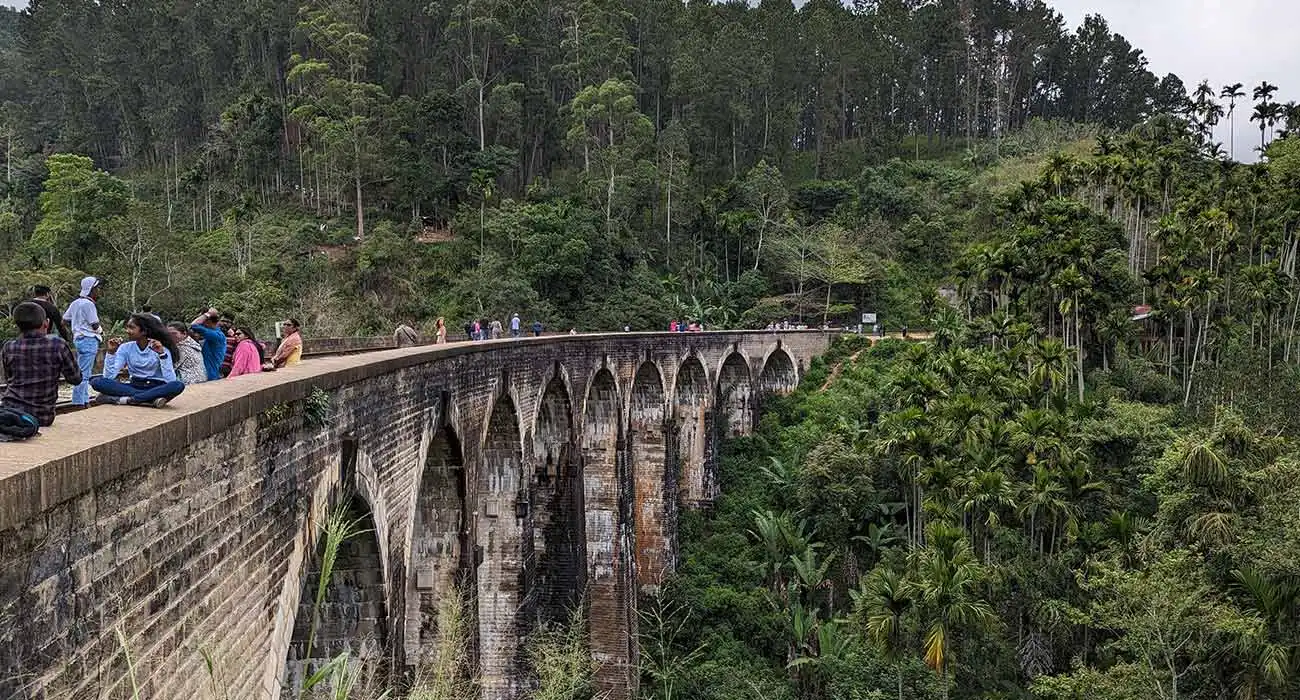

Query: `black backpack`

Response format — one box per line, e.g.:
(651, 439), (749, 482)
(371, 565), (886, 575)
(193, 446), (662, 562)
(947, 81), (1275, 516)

(0, 407), (40, 441)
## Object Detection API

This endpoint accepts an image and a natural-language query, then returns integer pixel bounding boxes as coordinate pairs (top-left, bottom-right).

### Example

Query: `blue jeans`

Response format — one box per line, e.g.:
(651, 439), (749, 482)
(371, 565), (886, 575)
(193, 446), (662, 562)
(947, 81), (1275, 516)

(90, 377), (185, 404)
(72, 337), (100, 405)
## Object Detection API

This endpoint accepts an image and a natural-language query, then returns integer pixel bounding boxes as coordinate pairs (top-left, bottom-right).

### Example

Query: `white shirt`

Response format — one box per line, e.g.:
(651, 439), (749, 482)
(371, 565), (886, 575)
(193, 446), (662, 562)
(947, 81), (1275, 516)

(63, 297), (102, 340)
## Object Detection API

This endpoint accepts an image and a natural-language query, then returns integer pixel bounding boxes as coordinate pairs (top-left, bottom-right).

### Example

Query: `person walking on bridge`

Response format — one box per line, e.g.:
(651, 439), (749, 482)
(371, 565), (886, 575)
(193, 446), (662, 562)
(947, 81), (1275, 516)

(490, 318), (503, 339)
(510, 313), (521, 338)
(394, 322), (419, 347)
(63, 276), (103, 407)
(435, 317), (447, 344)
(91, 314), (185, 408)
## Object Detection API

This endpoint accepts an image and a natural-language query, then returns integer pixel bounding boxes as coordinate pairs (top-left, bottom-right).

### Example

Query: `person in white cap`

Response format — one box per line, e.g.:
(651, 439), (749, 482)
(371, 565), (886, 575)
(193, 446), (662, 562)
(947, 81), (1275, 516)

(62, 276), (103, 407)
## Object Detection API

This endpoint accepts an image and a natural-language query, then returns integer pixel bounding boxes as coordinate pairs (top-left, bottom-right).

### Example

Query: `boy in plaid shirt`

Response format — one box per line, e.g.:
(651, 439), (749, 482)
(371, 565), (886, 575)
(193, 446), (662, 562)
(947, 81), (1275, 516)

(2, 302), (82, 426)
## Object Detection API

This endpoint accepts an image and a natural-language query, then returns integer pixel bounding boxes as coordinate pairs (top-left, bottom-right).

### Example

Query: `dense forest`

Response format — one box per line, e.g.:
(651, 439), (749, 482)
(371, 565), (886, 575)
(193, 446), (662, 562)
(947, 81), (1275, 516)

(5, 0), (1300, 698)
(0, 0), (1204, 335)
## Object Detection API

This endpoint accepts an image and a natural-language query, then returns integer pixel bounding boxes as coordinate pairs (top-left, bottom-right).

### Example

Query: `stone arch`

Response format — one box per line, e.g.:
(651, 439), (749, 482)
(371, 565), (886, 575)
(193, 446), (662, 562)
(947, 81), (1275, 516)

(758, 347), (799, 396)
(716, 351), (754, 437)
(476, 391), (527, 698)
(629, 361), (673, 589)
(405, 422), (471, 666)
(673, 355), (711, 508)
(531, 366), (584, 625)
(283, 491), (389, 697)
(581, 367), (634, 696)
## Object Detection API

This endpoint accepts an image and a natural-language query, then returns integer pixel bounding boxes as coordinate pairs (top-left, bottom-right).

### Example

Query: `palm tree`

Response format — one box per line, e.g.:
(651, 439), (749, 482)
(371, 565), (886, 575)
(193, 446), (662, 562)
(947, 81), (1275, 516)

(1193, 80), (1222, 145)
(1027, 338), (1070, 399)
(1222, 83), (1246, 157)
(1229, 567), (1300, 699)
(855, 566), (917, 700)
(913, 523), (996, 700)
(1251, 102), (1274, 152)
(1252, 81), (1278, 105)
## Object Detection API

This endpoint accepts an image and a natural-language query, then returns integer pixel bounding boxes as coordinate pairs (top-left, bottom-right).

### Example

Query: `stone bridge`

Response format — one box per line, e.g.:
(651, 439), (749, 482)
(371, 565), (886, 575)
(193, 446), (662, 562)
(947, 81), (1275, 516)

(0, 331), (833, 700)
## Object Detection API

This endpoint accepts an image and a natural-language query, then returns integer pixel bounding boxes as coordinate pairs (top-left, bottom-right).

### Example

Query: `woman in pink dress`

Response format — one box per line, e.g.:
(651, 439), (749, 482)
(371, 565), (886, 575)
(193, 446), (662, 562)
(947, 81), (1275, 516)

(227, 327), (264, 377)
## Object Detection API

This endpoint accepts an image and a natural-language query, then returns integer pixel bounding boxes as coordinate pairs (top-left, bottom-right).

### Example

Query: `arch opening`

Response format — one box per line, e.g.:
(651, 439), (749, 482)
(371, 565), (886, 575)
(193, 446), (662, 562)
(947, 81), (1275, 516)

(283, 494), (388, 697)
(531, 373), (584, 626)
(674, 356), (711, 508)
(630, 362), (672, 589)
(476, 392), (526, 698)
(406, 426), (471, 667)
(581, 368), (634, 696)
(717, 352), (754, 437)
(759, 349), (798, 397)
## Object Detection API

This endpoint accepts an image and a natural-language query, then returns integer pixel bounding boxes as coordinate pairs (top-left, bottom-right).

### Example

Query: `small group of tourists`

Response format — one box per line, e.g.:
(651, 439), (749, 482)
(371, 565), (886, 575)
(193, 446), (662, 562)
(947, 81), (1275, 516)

(0, 276), (305, 433)
(393, 313), (546, 347)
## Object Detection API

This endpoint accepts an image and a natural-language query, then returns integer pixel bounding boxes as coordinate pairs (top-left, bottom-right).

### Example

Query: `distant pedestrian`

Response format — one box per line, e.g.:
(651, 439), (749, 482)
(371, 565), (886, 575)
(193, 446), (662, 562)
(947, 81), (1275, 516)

(395, 322), (420, 347)
(568, 328), (578, 335)
(435, 317), (447, 344)
(472, 319), (482, 340)
(2, 302), (81, 426)
(532, 320), (543, 337)
(490, 319), (503, 339)
(63, 276), (103, 407)
(140, 305), (161, 322)
(463, 321), (473, 341)
(510, 313), (521, 338)
(31, 285), (71, 344)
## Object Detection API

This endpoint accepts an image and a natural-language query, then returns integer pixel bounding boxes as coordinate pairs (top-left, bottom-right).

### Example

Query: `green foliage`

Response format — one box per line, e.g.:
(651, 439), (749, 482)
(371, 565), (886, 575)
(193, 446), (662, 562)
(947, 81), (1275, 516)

(525, 608), (598, 700)
(650, 329), (1300, 700)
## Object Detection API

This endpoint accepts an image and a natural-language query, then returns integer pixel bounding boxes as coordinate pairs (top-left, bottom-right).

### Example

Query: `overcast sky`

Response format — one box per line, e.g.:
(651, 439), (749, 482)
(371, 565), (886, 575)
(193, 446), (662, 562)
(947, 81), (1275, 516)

(1, 0), (1293, 159)
(1049, 0), (1297, 161)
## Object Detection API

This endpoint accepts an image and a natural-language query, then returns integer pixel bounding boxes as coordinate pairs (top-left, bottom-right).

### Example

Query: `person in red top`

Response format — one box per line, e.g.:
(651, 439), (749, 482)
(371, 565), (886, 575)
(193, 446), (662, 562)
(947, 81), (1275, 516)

(1, 302), (82, 426)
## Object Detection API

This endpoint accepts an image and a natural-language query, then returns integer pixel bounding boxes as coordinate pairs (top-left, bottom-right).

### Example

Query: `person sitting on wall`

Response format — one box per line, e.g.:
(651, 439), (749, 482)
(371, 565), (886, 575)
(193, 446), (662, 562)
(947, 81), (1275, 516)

(166, 322), (208, 385)
(91, 314), (186, 408)
(227, 326), (265, 377)
(268, 318), (303, 368)
(1, 302), (82, 426)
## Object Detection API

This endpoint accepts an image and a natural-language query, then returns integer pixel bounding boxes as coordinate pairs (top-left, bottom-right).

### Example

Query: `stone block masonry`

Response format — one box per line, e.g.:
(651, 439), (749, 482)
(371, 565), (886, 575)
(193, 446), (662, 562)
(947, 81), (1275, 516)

(0, 331), (832, 700)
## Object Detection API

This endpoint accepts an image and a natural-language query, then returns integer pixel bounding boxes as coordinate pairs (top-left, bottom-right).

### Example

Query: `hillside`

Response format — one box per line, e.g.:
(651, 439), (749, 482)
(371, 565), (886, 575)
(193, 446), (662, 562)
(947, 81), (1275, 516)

(0, 0), (1202, 336)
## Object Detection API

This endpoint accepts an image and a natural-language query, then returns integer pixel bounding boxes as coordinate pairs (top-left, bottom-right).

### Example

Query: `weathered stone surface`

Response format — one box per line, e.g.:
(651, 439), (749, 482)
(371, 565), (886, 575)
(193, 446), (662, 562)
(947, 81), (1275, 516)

(0, 331), (830, 700)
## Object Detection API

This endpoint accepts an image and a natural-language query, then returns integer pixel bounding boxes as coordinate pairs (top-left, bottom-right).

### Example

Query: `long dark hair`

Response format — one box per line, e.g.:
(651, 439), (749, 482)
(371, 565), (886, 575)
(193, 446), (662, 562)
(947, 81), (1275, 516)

(235, 326), (266, 363)
(132, 313), (179, 360)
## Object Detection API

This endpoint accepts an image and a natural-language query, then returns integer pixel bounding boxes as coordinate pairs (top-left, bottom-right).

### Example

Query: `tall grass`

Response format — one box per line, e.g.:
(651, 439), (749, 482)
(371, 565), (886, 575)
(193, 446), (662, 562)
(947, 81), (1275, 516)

(305, 502), (372, 664)
(526, 606), (604, 700)
(408, 585), (477, 700)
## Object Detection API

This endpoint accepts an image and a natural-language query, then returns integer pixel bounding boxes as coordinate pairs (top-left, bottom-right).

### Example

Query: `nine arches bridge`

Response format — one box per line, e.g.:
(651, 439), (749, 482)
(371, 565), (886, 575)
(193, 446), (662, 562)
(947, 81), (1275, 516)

(0, 330), (833, 700)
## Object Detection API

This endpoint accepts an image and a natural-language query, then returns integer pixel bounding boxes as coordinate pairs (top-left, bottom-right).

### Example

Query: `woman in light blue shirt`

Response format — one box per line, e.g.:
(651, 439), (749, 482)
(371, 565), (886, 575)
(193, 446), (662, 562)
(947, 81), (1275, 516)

(90, 314), (186, 407)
